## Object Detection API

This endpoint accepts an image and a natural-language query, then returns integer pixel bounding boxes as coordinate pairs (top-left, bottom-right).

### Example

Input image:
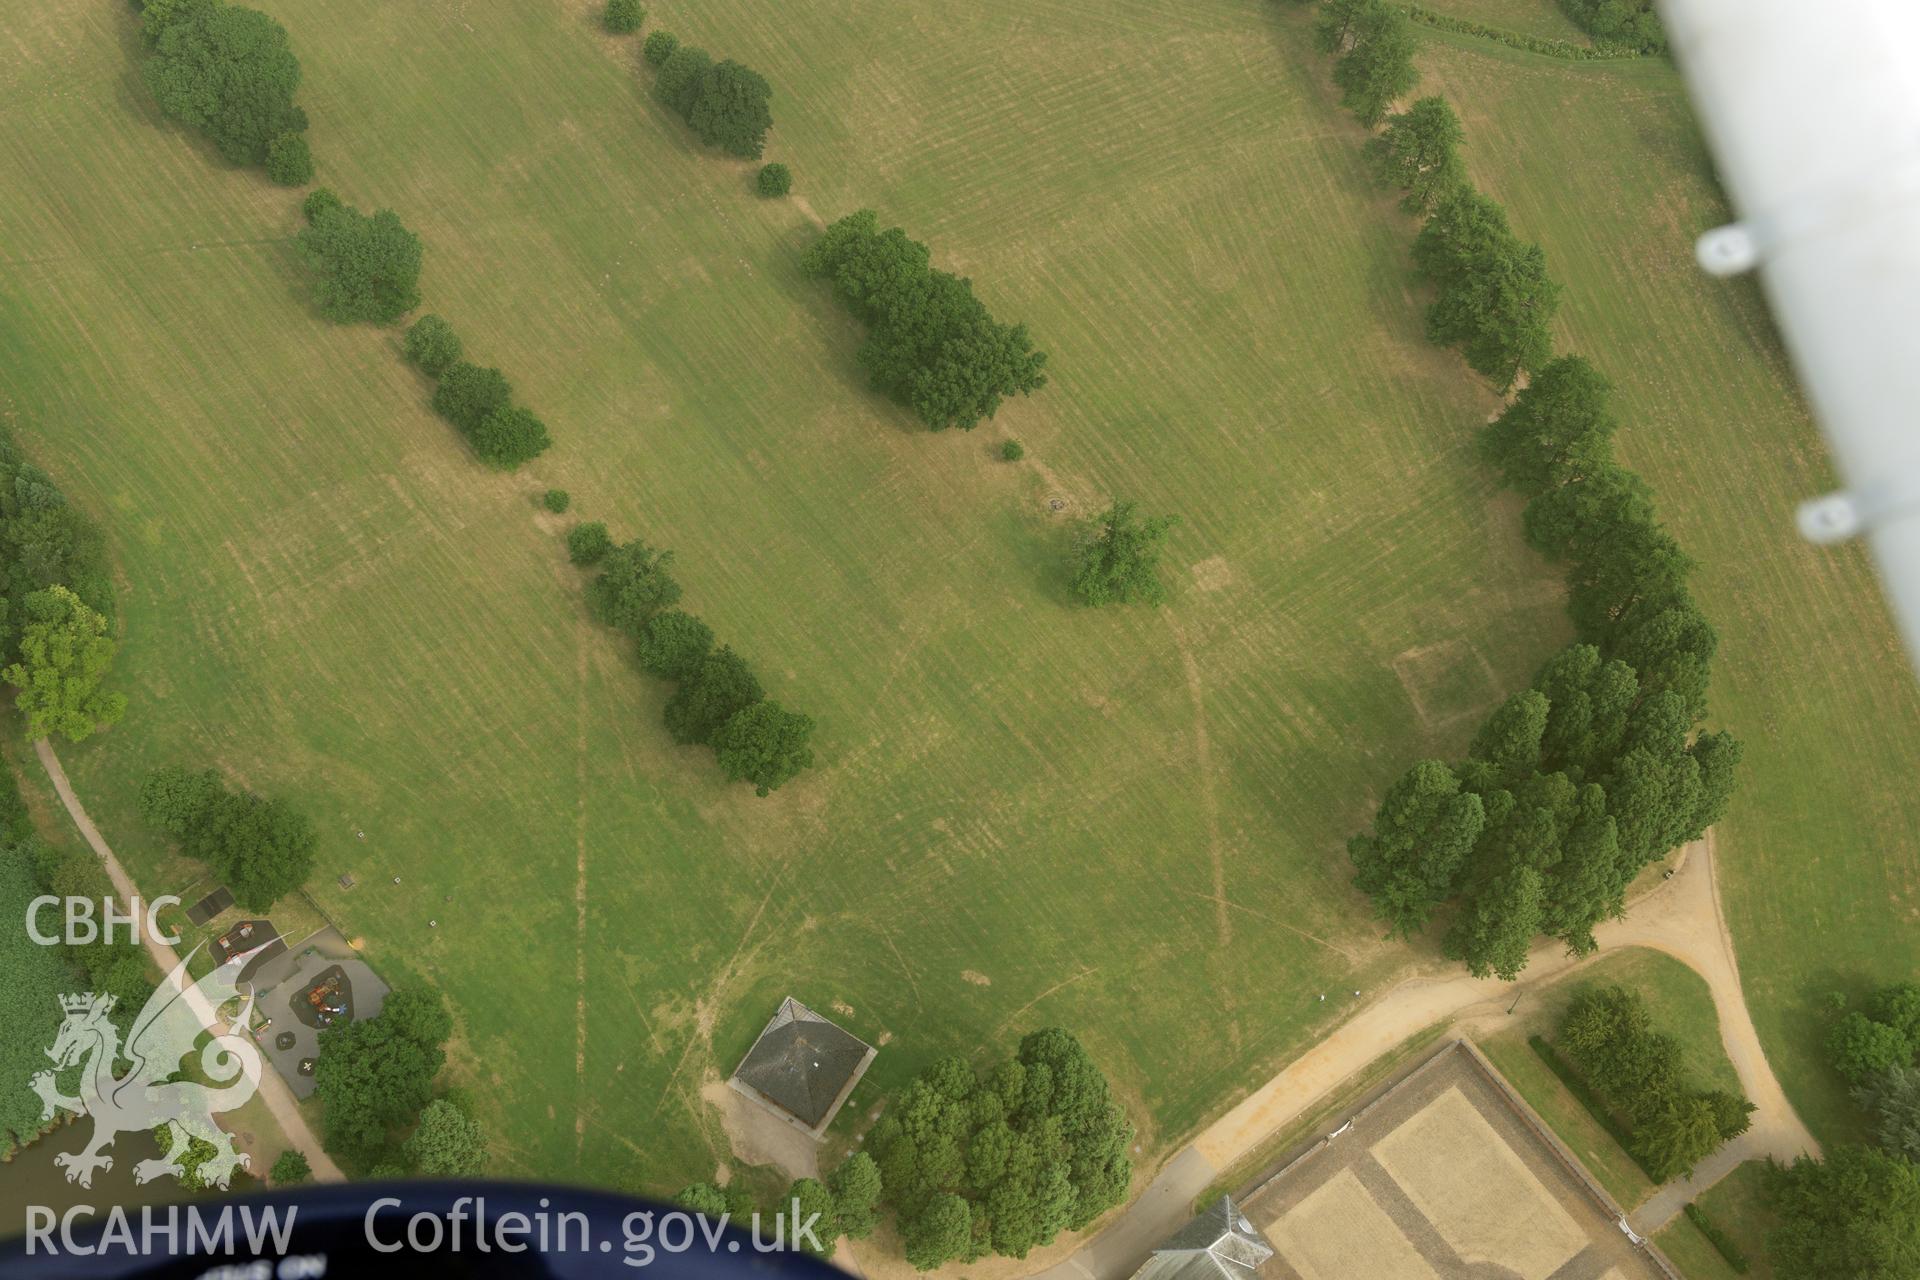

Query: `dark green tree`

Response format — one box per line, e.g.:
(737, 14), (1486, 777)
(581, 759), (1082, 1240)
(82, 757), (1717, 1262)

(756, 162), (792, 197)
(301, 186), (340, 223)
(1444, 861), (1544, 980)
(297, 202), (423, 324)
(1522, 461), (1655, 563)
(1635, 1093), (1725, 1181)
(714, 701), (816, 795)
(1466, 689), (1549, 789)
(1070, 501), (1178, 607)
(1332, 2), (1419, 127)
(1479, 355), (1616, 496)
(904, 1193), (973, 1272)
(403, 314), (463, 377)
(181, 786), (317, 911)
(828, 1151), (883, 1239)
(1856, 1065), (1920, 1163)
(686, 61), (774, 159)
(142, 3), (306, 166)
(1830, 1014), (1914, 1087)
(587, 540), (681, 633)
(265, 132), (313, 186)
(268, 1149), (311, 1185)
(1613, 603), (1717, 719)
(473, 406), (552, 469)
(636, 610), (713, 680)
(1313, 0), (1376, 53)
(1372, 96), (1465, 214)
(313, 987), (451, 1167)
(138, 765), (221, 836)
(567, 521), (613, 567)
(642, 30), (678, 67)
(1412, 187), (1560, 389)
(543, 489), (570, 514)
(432, 363), (512, 436)
(653, 45), (713, 118)
(1533, 643), (1638, 777)
(1767, 1145), (1920, 1280)
(780, 1177), (837, 1257)
(664, 646), (763, 745)
(404, 1098), (487, 1176)
(602, 0), (644, 34)
(1347, 760), (1485, 938)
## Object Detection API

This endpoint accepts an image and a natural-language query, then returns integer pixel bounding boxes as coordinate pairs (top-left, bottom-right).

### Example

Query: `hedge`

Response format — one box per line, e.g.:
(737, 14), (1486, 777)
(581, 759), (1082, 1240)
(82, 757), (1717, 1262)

(1683, 1202), (1752, 1274)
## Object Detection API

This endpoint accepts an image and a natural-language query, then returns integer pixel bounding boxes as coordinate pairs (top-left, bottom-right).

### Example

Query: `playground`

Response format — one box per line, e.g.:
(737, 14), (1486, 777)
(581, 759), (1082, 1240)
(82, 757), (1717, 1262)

(249, 926), (390, 1099)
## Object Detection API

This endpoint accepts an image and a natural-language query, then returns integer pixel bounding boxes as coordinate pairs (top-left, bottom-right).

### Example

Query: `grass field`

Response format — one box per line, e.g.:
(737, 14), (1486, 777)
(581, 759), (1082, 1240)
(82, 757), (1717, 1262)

(1407, 14), (1920, 1144)
(0, 0), (1909, 1195)
(0, 0), (1581, 1187)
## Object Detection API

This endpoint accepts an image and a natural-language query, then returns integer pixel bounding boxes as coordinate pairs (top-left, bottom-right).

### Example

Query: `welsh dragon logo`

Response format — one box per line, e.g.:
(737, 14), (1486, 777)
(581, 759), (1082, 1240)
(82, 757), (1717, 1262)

(31, 945), (263, 1189)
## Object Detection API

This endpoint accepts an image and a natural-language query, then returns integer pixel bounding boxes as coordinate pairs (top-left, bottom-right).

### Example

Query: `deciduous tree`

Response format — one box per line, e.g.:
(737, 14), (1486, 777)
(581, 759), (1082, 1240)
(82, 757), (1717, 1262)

(1070, 502), (1178, 607)
(713, 700), (816, 795)
(1348, 760), (1485, 938)
(404, 1099), (488, 1177)
(1372, 96), (1464, 214)
(3, 586), (125, 742)
(664, 646), (762, 746)
(1412, 188), (1559, 389)
(403, 314), (463, 377)
(297, 202), (423, 324)
(142, 3), (306, 167)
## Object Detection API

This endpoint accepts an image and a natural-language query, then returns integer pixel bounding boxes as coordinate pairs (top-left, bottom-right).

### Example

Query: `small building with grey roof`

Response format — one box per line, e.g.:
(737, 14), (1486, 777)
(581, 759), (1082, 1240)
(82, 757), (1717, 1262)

(728, 997), (877, 1138)
(1129, 1195), (1275, 1280)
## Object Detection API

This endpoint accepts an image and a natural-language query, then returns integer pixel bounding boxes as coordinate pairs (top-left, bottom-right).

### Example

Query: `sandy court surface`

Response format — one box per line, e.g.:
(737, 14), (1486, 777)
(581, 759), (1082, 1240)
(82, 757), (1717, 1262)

(1266, 1169), (1436, 1280)
(1370, 1084), (1586, 1279)
(1241, 1042), (1669, 1280)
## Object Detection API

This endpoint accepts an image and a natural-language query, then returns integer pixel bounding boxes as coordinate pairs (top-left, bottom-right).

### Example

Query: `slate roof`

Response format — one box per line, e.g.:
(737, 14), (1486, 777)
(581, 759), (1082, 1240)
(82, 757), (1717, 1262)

(1130, 1196), (1274, 1280)
(731, 997), (874, 1129)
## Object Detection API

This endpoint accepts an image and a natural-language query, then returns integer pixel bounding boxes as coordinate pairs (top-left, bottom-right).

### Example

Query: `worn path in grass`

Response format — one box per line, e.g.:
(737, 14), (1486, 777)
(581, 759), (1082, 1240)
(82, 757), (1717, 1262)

(34, 739), (343, 1185)
(1031, 834), (1815, 1280)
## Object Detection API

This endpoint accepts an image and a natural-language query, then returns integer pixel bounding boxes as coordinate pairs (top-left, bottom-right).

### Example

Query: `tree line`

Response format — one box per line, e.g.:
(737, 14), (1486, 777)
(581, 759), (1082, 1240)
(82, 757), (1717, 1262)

(568, 524), (816, 795)
(675, 1151), (882, 1260)
(1555, 0), (1665, 54)
(0, 430), (125, 743)
(1296, 1), (1741, 979)
(803, 210), (1049, 432)
(1556, 985), (1752, 1181)
(0, 761), (151, 1156)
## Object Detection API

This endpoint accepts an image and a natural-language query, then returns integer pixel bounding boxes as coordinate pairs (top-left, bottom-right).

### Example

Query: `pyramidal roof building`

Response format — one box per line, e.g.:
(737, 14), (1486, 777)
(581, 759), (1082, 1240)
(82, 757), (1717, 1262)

(728, 997), (877, 1137)
(1130, 1196), (1275, 1280)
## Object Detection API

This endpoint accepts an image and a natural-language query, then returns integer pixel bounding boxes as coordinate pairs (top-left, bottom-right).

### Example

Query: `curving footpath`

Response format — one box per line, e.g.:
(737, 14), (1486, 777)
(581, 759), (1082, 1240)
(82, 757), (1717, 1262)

(1034, 834), (1815, 1280)
(35, 739), (345, 1184)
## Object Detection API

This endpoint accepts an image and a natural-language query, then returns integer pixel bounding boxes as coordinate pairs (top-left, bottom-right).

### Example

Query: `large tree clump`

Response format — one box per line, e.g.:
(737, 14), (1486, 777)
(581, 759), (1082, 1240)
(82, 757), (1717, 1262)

(297, 200), (423, 324)
(803, 210), (1048, 431)
(1412, 187), (1560, 390)
(137, 765), (316, 911)
(871, 1028), (1132, 1270)
(142, 0), (309, 168)
(314, 987), (453, 1168)
(3, 586), (126, 743)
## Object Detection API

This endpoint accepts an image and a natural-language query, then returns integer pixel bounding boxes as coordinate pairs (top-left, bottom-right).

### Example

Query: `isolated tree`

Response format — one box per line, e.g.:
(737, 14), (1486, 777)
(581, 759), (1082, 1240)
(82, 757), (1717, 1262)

(432, 363), (512, 436)
(664, 646), (763, 745)
(1372, 96), (1464, 214)
(404, 1099), (488, 1177)
(602, 0), (644, 34)
(1856, 1065), (1920, 1163)
(142, 3), (306, 166)
(904, 1193), (974, 1272)
(268, 1149), (311, 1185)
(403, 314), (463, 377)
(686, 61), (774, 158)
(297, 202), (423, 324)
(472, 406), (552, 469)
(1768, 1146), (1920, 1280)
(567, 521), (613, 567)
(543, 489), (570, 514)
(642, 30), (678, 67)
(1479, 355), (1616, 496)
(1332, 2), (1419, 127)
(1348, 760), (1485, 937)
(3, 586), (126, 742)
(714, 701), (816, 795)
(265, 131), (313, 186)
(587, 540), (682, 633)
(637, 610), (714, 680)
(757, 162), (792, 197)
(828, 1151), (882, 1239)
(1412, 187), (1559, 389)
(1071, 502), (1178, 606)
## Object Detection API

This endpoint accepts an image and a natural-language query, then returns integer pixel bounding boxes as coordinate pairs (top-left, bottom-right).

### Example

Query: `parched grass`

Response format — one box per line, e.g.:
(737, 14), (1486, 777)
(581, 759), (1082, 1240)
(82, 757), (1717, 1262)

(1406, 21), (1920, 1147)
(0, 0), (1894, 1196)
(0, 0), (1575, 1188)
